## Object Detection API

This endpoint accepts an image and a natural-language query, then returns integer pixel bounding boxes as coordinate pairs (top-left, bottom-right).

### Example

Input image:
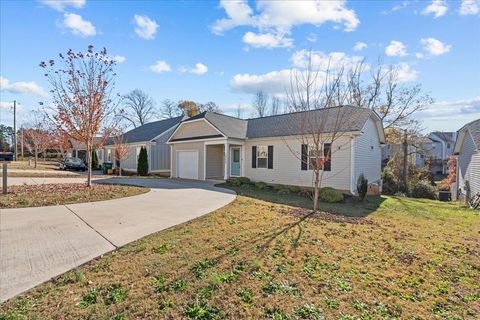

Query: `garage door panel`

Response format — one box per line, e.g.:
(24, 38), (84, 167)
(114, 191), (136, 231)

(177, 151), (198, 180)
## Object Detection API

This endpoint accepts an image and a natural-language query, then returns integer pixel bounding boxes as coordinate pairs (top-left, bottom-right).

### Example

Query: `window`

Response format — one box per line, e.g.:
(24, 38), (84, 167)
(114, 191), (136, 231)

(98, 150), (104, 162)
(302, 144), (331, 171)
(257, 146), (268, 168)
(107, 149), (112, 162)
(447, 143), (451, 149)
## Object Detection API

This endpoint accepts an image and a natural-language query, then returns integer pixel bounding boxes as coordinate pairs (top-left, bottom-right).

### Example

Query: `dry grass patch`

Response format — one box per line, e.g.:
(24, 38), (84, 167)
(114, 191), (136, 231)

(0, 183), (149, 208)
(0, 196), (478, 319)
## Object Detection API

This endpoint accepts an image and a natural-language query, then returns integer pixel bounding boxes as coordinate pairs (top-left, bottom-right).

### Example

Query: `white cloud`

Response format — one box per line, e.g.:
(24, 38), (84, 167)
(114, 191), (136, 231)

(395, 63), (418, 82)
(231, 69), (292, 96)
(149, 60), (171, 73)
(459, 0), (479, 15)
(0, 76), (48, 97)
(0, 101), (14, 111)
(307, 33), (317, 42)
(421, 38), (451, 56)
(385, 40), (407, 56)
(40, 0), (85, 11)
(61, 13), (96, 37)
(415, 53), (424, 59)
(111, 55), (126, 64)
(212, 0), (359, 48)
(418, 97), (480, 121)
(242, 31), (293, 49)
(179, 63), (209, 75)
(291, 50), (364, 71)
(190, 63), (208, 75)
(422, 0), (448, 18)
(353, 41), (367, 51)
(381, 1), (408, 15)
(134, 14), (158, 40)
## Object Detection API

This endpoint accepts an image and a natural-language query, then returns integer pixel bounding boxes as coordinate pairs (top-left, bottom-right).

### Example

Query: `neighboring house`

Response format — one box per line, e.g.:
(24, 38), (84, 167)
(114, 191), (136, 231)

(167, 106), (385, 195)
(428, 131), (457, 174)
(454, 118), (480, 201)
(67, 137), (104, 162)
(103, 116), (183, 174)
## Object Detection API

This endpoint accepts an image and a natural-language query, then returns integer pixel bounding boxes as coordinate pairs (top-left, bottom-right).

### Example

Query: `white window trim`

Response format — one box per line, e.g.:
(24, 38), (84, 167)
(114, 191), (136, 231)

(256, 145), (268, 169)
(307, 143), (331, 171)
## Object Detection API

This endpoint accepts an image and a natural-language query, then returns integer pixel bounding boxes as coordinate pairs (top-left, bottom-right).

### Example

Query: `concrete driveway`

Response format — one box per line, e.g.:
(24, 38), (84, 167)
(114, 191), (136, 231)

(0, 178), (235, 302)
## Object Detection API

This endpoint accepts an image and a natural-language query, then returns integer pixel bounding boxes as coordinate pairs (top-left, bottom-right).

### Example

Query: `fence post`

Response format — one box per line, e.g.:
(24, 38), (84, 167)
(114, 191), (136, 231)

(2, 162), (7, 194)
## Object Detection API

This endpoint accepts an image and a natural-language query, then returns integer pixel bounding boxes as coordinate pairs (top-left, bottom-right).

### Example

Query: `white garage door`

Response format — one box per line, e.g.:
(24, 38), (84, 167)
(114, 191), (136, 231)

(177, 150), (199, 179)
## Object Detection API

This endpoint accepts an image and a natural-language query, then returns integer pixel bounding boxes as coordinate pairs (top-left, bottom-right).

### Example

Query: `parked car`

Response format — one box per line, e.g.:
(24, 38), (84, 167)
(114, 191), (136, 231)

(0, 151), (14, 161)
(59, 157), (86, 171)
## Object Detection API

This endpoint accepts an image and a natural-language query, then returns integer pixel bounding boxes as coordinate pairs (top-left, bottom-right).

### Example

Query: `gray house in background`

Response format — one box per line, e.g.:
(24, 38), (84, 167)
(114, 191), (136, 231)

(454, 118), (480, 201)
(103, 116), (183, 174)
(428, 131), (457, 174)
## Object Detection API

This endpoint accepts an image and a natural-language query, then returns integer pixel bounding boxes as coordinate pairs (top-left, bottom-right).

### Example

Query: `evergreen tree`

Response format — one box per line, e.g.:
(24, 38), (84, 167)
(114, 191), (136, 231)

(137, 146), (148, 176)
(91, 149), (99, 169)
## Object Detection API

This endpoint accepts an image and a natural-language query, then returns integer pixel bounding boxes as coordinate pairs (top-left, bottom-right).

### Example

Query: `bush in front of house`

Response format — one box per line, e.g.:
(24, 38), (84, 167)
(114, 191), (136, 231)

(410, 180), (437, 200)
(226, 177), (242, 187)
(357, 173), (368, 201)
(381, 168), (398, 195)
(319, 187), (343, 203)
(237, 177), (251, 185)
(91, 149), (99, 169)
(289, 186), (301, 193)
(137, 146), (148, 176)
(255, 181), (267, 190)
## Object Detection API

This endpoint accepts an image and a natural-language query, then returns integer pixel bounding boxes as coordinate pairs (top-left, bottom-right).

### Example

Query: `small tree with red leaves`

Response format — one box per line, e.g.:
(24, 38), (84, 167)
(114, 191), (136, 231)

(113, 128), (129, 176)
(442, 156), (457, 191)
(40, 45), (119, 186)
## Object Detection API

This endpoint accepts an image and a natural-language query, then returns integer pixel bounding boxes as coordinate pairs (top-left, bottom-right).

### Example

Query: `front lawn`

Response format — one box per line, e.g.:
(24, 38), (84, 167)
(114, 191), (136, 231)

(0, 183), (149, 208)
(0, 195), (478, 319)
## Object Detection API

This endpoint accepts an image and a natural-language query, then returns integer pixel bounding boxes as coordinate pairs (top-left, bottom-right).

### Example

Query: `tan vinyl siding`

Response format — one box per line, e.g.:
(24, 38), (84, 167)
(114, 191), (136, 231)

(171, 142), (205, 180)
(353, 117), (382, 193)
(244, 136), (352, 191)
(172, 120), (220, 140)
(206, 145), (224, 179)
(458, 130), (480, 198)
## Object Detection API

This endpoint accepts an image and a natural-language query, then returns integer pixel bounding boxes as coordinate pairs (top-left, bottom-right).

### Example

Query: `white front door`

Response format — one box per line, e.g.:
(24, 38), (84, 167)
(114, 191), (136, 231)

(177, 150), (198, 179)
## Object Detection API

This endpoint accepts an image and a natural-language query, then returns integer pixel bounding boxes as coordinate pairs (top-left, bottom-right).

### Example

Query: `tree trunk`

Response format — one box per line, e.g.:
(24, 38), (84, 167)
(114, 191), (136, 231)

(313, 171), (320, 211)
(402, 130), (408, 195)
(34, 148), (38, 168)
(86, 145), (92, 187)
(118, 160), (122, 177)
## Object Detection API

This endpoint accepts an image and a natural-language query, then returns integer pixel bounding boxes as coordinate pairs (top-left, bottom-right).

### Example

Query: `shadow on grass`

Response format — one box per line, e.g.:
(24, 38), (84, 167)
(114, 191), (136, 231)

(220, 184), (385, 217)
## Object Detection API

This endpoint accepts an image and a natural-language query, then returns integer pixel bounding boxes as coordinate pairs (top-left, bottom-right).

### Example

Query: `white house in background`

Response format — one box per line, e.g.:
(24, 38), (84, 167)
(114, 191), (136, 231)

(103, 116), (183, 174)
(454, 118), (480, 201)
(167, 106), (385, 195)
(428, 131), (457, 174)
(67, 137), (104, 162)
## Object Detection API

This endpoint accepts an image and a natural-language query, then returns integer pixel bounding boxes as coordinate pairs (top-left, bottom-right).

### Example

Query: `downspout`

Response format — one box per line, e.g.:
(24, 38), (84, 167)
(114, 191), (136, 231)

(350, 136), (356, 195)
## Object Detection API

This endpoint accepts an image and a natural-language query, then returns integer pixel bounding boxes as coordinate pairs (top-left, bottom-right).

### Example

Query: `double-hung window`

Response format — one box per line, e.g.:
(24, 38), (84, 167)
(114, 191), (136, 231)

(257, 146), (268, 168)
(301, 143), (331, 171)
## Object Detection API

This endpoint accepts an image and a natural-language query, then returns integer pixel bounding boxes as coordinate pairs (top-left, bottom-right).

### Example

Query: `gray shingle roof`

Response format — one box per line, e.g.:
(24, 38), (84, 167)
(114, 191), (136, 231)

(463, 118), (480, 149)
(246, 106), (373, 138)
(431, 131), (455, 143)
(105, 116), (183, 145)
(183, 112), (248, 139)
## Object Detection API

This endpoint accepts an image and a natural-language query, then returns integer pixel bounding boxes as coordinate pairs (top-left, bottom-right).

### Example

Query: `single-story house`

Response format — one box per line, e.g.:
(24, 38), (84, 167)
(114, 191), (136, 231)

(167, 106), (385, 195)
(103, 116), (183, 174)
(67, 137), (104, 162)
(454, 118), (480, 201)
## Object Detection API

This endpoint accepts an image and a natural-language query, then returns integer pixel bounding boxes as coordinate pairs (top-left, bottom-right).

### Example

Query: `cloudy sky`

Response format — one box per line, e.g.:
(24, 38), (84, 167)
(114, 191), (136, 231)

(1, 0), (479, 132)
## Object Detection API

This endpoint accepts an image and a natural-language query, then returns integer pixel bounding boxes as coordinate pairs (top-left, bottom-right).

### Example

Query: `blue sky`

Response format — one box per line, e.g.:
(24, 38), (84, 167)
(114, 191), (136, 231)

(1, 0), (479, 132)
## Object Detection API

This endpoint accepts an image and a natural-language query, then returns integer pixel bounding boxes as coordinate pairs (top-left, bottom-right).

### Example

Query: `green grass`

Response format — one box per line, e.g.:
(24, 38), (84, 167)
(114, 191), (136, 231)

(0, 193), (478, 319)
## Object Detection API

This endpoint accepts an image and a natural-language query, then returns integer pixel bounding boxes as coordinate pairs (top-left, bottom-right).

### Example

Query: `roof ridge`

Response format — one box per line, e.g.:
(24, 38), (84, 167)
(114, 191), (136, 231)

(246, 105), (370, 121)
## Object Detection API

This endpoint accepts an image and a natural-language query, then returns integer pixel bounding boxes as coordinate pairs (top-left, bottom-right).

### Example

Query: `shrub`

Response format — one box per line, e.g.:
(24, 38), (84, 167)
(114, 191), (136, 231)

(226, 178), (241, 187)
(289, 185), (301, 193)
(237, 177), (251, 185)
(319, 187), (343, 203)
(137, 146), (148, 176)
(255, 181), (267, 190)
(91, 149), (99, 169)
(410, 180), (437, 200)
(381, 168), (398, 195)
(272, 184), (284, 191)
(278, 188), (290, 195)
(357, 173), (368, 201)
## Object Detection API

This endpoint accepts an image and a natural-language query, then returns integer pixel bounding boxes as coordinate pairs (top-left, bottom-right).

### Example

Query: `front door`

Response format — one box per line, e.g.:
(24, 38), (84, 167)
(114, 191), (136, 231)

(230, 147), (240, 177)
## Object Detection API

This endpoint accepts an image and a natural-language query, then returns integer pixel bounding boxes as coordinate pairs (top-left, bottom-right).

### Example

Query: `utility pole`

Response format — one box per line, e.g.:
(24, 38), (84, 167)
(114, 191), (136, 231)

(13, 100), (17, 161)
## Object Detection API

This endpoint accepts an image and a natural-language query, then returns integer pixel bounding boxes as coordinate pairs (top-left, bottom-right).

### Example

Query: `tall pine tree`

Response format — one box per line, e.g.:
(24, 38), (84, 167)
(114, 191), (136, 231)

(137, 146), (148, 176)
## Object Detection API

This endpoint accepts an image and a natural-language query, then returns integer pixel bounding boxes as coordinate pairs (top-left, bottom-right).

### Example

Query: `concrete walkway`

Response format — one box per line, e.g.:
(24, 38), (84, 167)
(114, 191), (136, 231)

(0, 178), (235, 302)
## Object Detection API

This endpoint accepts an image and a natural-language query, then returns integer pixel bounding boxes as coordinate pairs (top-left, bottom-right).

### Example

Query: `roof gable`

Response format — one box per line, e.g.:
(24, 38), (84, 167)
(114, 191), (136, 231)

(454, 118), (480, 153)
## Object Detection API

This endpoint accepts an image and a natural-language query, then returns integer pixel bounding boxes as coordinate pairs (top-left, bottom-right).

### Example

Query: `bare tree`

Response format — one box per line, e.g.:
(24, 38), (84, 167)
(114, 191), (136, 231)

(199, 101), (221, 113)
(348, 60), (433, 129)
(120, 89), (156, 127)
(271, 96), (281, 115)
(235, 104), (243, 119)
(283, 52), (357, 211)
(253, 90), (269, 117)
(160, 99), (182, 119)
(23, 111), (46, 168)
(40, 45), (119, 187)
(113, 129), (129, 176)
